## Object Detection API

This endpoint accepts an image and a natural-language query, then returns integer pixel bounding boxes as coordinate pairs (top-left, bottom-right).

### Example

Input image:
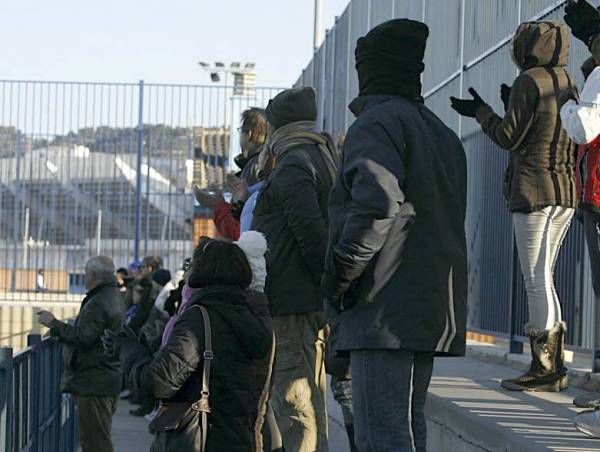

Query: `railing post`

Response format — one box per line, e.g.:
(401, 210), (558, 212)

(0, 347), (14, 452)
(509, 240), (524, 354)
(134, 79), (145, 263)
(27, 335), (41, 452)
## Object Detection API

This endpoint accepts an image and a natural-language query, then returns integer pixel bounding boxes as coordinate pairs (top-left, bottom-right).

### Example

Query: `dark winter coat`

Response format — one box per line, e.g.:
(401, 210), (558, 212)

(251, 142), (335, 316)
(122, 285), (272, 452)
(475, 21), (578, 212)
(239, 148), (263, 187)
(50, 280), (125, 396)
(128, 274), (162, 333)
(322, 94), (468, 356)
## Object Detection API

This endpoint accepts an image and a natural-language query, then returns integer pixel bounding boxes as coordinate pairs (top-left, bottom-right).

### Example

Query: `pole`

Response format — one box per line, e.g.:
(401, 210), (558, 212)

(134, 80), (144, 263)
(22, 208), (29, 268)
(314, 0), (324, 51)
(11, 136), (22, 292)
(96, 210), (102, 255)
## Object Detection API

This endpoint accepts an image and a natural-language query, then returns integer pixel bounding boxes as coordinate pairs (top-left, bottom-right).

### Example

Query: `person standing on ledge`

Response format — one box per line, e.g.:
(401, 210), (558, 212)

(322, 19), (468, 452)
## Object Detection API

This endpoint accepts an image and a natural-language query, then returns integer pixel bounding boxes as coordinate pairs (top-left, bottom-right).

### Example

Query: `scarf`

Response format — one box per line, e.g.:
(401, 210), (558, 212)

(269, 121), (338, 181)
(160, 283), (201, 348)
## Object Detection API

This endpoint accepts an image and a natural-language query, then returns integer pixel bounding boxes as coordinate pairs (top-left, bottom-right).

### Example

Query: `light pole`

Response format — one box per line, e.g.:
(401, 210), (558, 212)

(314, 0), (324, 51)
(198, 62), (257, 126)
(197, 62), (258, 172)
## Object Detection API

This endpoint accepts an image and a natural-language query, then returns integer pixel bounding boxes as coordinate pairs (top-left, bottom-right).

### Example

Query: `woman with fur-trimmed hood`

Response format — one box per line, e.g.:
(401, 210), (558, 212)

(451, 21), (578, 393)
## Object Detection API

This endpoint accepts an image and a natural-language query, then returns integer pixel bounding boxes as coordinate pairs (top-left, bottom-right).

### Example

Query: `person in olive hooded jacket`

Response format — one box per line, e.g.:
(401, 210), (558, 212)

(451, 21), (578, 392)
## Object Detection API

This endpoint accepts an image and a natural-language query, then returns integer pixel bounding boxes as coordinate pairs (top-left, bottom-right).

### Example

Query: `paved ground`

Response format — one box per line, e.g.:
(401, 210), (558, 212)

(111, 379), (350, 452)
(427, 356), (600, 451)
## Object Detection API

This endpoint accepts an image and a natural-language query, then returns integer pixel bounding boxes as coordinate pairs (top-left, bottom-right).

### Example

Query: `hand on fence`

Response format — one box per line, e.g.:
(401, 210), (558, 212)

(450, 88), (486, 118)
(564, 0), (600, 47)
(500, 84), (512, 112)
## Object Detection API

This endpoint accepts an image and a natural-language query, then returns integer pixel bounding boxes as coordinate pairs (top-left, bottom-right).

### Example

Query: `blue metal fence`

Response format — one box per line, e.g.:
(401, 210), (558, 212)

(0, 334), (78, 452)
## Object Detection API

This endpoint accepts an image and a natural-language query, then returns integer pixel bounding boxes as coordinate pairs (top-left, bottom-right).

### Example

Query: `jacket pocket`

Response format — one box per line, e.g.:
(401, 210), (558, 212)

(273, 339), (303, 372)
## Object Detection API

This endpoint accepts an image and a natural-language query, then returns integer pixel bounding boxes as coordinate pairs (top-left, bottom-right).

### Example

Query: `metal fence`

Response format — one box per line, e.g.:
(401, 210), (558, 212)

(298, 0), (600, 350)
(0, 334), (78, 451)
(0, 81), (282, 299)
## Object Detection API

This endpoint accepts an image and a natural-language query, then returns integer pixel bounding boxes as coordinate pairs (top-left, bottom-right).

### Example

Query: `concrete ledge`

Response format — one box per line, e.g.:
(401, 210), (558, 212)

(425, 355), (600, 451)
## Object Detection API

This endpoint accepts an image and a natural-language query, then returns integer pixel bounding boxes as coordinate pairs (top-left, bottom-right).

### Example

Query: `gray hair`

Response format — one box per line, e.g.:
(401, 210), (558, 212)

(86, 256), (115, 281)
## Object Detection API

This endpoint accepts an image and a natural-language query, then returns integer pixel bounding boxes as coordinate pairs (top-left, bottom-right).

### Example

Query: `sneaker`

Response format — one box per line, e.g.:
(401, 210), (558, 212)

(119, 389), (131, 400)
(574, 409), (600, 438)
(144, 408), (159, 422)
(574, 392), (600, 409)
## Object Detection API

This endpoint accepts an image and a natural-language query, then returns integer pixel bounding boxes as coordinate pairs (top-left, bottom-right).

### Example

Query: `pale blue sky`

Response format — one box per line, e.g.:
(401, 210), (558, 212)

(0, 0), (350, 87)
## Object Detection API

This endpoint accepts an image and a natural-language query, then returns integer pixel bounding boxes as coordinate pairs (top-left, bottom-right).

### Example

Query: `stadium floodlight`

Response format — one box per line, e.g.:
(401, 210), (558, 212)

(244, 62), (255, 70)
(215, 62), (225, 68)
(210, 73), (220, 82)
(230, 62), (241, 69)
(198, 61), (209, 68)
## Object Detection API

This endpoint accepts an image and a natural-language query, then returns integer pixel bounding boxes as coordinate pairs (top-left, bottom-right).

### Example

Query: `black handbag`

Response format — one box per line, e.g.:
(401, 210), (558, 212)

(149, 305), (213, 452)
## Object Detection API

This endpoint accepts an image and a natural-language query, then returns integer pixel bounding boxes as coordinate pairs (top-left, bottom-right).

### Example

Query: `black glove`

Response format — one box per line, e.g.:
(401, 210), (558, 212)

(500, 84), (512, 112)
(450, 88), (486, 118)
(101, 325), (139, 358)
(557, 88), (578, 108)
(565, 0), (600, 46)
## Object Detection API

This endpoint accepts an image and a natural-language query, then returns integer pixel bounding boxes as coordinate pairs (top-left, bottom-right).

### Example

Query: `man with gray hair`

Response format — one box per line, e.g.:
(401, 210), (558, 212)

(38, 255), (125, 452)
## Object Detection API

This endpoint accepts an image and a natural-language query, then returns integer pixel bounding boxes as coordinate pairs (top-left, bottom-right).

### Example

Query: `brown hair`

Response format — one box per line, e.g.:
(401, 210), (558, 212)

(240, 108), (268, 145)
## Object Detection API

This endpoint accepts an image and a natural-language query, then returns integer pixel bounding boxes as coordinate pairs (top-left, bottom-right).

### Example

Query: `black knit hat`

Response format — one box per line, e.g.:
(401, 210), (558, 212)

(265, 87), (318, 130)
(355, 19), (429, 99)
(152, 269), (171, 287)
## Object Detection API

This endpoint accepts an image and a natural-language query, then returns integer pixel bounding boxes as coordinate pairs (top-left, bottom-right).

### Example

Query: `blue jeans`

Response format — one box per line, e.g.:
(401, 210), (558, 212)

(350, 350), (434, 452)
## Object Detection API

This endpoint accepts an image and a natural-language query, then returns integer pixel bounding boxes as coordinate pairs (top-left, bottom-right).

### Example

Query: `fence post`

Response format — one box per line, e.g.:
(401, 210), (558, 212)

(27, 335), (41, 452)
(509, 240), (524, 354)
(134, 80), (145, 262)
(0, 347), (14, 452)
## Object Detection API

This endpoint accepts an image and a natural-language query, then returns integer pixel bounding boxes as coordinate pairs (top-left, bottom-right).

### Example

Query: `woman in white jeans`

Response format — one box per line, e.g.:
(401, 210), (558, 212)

(451, 21), (577, 391)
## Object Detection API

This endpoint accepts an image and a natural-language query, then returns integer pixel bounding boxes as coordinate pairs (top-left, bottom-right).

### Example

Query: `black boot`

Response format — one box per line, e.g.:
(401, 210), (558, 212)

(501, 322), (566, 392)
(555, 321), (569, 390)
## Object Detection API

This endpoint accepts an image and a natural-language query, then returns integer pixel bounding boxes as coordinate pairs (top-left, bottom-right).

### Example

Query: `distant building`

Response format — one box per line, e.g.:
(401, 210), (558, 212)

(192, 126), (230, 189)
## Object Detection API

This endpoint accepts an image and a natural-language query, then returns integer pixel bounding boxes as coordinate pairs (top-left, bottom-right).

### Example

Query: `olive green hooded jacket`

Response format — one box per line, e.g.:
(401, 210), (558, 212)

(476, 21), (578, 212)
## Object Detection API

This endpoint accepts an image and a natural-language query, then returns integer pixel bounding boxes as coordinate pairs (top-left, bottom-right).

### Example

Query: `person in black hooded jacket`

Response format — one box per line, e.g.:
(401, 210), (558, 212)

(322, 19), (467, 452)
(251, 86), (338, 452)
(103, 240), (272, 452)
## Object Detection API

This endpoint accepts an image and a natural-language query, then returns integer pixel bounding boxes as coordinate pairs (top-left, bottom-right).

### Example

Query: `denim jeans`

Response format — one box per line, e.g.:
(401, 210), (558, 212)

(513, 206), (574, 330)
(350, 350), (434, 452)
(331, 375), (357, 451)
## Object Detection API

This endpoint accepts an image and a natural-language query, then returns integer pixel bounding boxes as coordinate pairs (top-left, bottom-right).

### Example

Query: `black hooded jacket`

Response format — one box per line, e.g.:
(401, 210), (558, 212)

(323, 95), (468, 356)
(122, 285), (272, 452)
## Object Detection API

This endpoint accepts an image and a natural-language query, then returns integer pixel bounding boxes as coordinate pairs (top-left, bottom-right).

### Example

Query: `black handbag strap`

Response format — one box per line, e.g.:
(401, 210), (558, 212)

(189, 305), (212, 452)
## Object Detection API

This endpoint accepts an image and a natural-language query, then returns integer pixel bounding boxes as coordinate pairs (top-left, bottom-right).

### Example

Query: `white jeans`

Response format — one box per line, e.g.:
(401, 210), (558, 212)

(513, 206), (574, 330)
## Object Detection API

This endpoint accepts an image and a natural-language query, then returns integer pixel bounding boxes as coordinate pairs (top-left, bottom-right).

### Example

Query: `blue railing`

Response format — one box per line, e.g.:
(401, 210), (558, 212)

(0, 334), (78, 452)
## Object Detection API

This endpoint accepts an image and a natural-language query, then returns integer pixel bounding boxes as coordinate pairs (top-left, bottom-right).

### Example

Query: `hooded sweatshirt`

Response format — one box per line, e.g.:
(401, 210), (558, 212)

(476, 21), (578, 212)
(235, 231), (268, 293)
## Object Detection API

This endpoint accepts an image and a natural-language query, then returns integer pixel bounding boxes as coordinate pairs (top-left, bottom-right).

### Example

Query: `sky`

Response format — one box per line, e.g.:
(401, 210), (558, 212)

(0, 0), (350, 88)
